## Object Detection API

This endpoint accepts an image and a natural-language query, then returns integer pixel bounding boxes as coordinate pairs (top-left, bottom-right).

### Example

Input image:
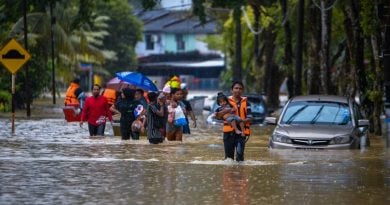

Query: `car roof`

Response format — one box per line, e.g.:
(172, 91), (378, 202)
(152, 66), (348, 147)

(290, 95), (349, 104)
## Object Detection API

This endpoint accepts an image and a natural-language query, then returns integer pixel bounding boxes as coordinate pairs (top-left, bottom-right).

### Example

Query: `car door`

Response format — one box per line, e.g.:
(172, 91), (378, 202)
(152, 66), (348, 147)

(352, 102), (369, 146)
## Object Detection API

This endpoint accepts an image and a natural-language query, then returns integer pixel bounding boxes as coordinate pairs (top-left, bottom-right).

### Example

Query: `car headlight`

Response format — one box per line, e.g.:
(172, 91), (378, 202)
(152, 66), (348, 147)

(329, 135), (352, 144)
(272, 133), (292, 144)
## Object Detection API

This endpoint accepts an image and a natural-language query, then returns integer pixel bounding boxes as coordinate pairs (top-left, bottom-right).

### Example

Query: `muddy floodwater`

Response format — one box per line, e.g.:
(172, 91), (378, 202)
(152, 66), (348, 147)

(1, 116), (390, 204)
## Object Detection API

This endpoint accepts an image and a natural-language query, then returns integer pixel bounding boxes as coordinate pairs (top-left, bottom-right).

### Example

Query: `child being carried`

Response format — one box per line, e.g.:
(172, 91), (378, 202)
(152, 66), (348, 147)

(214, 92), (245, 137)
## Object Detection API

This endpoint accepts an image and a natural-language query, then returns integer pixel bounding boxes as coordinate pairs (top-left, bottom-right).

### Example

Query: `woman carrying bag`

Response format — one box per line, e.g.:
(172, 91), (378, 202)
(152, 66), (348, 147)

(166, 88), (187, 141)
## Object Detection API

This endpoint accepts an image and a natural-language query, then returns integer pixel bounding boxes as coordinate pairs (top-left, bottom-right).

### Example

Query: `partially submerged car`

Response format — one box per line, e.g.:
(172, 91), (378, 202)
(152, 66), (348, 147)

(266, 95), (369, 149)
(205, 94), (267, 126)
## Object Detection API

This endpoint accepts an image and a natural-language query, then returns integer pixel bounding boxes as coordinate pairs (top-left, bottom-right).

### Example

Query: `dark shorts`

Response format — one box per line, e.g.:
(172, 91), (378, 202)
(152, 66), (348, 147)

(88, 123), (105, 136)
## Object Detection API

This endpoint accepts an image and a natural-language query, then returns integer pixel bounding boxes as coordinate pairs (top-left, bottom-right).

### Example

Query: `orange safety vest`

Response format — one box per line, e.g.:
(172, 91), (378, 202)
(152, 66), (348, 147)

(102, 88), (117, 105)
(64, 82), (80, 106)
(222, 96), (250, 136)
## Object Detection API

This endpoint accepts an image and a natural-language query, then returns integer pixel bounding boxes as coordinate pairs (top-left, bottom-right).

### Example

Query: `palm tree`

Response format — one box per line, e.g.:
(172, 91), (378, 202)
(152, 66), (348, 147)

(8, 0), (114, 82)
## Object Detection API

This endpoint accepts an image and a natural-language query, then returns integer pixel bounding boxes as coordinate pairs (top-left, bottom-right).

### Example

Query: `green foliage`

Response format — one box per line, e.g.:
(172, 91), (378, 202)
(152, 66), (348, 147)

(0, 0), (142, 106)
(95, 0), (142, 74)
(220, 4), (282, 92)
(0, 90), (11, 112)
(141, 0), (161, 10)
(193, 0), (207, 23)
(211, 0), (243, 8)
(360, 0), (377, 36)
(368, 90), (383, 102)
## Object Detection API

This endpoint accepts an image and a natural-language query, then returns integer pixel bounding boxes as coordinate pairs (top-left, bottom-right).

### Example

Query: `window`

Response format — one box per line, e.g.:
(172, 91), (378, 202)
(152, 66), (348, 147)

(145, 34), (154, 50)
(175, 34), (185, 50)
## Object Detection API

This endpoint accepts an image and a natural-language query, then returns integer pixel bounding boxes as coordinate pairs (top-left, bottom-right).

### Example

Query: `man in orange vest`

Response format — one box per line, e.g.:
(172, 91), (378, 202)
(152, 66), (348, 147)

(102, 87), (117, 107)
(216, 81), (252, 161)
(64, 78), (85, 109)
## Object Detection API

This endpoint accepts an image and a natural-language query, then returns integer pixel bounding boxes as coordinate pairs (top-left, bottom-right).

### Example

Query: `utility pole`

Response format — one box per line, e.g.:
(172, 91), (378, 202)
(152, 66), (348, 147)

(24, 0), (31, 117)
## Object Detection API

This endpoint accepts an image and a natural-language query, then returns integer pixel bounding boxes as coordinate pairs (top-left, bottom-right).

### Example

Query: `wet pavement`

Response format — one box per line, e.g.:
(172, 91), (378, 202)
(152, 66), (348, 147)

(1, 112), (390, 204)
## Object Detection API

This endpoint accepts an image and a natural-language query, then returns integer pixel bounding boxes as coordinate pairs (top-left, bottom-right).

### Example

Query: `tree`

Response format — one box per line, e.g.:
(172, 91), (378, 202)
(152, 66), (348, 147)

(294, 0), (304, 96)
(279, 0), (294, 99)
(95, 0), (142, 75)
(0, 0), (110, 107)
(317, 0), (334, 94)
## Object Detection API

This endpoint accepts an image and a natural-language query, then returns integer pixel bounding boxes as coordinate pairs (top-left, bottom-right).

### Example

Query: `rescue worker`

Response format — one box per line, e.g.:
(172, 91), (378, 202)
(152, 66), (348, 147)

(215, 81), (252, 161)
(64, 78), (85, 111)
(102, 87), (117, 107)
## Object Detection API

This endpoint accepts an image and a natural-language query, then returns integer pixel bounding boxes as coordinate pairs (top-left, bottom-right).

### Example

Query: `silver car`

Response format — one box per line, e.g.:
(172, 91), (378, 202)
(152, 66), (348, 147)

(266, 95), (369, 149)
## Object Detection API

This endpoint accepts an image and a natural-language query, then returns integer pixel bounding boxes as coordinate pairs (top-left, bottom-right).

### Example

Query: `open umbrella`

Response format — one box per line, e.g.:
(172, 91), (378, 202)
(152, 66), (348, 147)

(116, 71), (158, 91)
(106, 77), (130, 91)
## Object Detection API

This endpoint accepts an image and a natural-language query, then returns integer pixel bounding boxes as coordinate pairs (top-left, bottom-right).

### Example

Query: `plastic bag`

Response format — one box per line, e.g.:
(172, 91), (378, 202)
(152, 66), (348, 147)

(174, 106), (187, 126)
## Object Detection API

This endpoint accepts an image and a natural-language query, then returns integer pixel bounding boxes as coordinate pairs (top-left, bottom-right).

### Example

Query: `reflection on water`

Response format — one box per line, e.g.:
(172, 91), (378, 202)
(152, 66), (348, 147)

(1, 119), (390, 204)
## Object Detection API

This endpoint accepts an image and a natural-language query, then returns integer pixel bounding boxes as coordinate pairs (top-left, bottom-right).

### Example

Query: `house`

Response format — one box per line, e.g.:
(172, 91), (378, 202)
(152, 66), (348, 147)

(134, 8), (225, 90)
(135, 10), (219, 57)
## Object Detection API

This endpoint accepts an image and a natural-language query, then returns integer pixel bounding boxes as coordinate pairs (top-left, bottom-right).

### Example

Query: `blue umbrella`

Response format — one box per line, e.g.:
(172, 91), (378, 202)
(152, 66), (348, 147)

(115, 71), (158, 91)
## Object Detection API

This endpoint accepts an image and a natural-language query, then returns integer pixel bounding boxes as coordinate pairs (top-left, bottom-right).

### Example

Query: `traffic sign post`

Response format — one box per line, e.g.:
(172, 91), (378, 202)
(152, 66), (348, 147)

(0, 38), (31, 134)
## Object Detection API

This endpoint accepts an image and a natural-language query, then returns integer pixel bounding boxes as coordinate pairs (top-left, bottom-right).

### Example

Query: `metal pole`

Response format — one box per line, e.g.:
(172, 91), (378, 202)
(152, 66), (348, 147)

(11, 74), (16, 134)
(50, 0), (56, 104)
(24, 0), (31, 117)
(89, 66), (93, 91)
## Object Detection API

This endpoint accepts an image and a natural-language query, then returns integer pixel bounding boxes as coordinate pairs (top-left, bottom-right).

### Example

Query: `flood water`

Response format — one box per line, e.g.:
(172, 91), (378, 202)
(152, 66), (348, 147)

(1, 116), (390, 204)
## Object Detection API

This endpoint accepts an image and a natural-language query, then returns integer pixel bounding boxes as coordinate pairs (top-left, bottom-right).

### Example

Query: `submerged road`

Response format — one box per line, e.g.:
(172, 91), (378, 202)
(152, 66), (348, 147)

(0, 108), (390, 204)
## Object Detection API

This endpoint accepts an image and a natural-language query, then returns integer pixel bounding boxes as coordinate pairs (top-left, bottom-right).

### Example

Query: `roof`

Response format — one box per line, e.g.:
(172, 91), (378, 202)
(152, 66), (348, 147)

(291, 95), (349, 104)
(137, 10), (219, 34)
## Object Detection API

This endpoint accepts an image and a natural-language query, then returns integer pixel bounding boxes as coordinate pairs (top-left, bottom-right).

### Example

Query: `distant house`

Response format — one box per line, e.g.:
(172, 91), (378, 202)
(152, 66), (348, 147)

(135, 10), (219, 57)
(134, 9), (224, 90)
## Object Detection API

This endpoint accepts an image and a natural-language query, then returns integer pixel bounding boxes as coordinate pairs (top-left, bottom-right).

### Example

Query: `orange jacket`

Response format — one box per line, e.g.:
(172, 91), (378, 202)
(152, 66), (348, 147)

(222, 96), (250, 136)
(102, 88), (117, 105)
(64, 82), (80, 105)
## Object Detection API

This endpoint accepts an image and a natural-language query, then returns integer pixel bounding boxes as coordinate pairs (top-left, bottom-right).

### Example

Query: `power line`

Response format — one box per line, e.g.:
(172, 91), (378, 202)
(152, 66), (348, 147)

(312, 0), (339, 11)
(241, 6), (262, 35)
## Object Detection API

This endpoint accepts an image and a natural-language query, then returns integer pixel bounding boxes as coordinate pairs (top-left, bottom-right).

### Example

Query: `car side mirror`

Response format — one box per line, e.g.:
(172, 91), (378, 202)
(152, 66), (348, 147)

(358, 119), (369, 127)
(203, 106), (211, 111)
(265, 117), (277, 125)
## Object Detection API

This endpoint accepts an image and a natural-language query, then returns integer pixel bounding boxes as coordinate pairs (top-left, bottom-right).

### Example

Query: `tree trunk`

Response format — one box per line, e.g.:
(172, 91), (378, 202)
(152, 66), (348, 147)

(251, 4), (261, 92)
(344, 0), (370, 129)
(280, 0), (294, 99)
(233, 6), (242, 82)
(307, 0), (321, 94)
(263, 24), (279, 110)
(319, 0), (332, 94)
(342, 8), (357, 97)
(371, 32), (383, 135)
(294, 0), (304, 96)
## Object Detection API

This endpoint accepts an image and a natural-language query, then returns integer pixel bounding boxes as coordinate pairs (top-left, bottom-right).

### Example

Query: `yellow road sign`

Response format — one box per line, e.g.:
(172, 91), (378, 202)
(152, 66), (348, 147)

(0, 39), (31, 74)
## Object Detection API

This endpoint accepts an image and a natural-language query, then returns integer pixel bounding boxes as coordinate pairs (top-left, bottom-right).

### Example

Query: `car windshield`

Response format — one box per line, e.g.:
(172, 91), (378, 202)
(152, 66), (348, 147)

(280, 101), (352, 125)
